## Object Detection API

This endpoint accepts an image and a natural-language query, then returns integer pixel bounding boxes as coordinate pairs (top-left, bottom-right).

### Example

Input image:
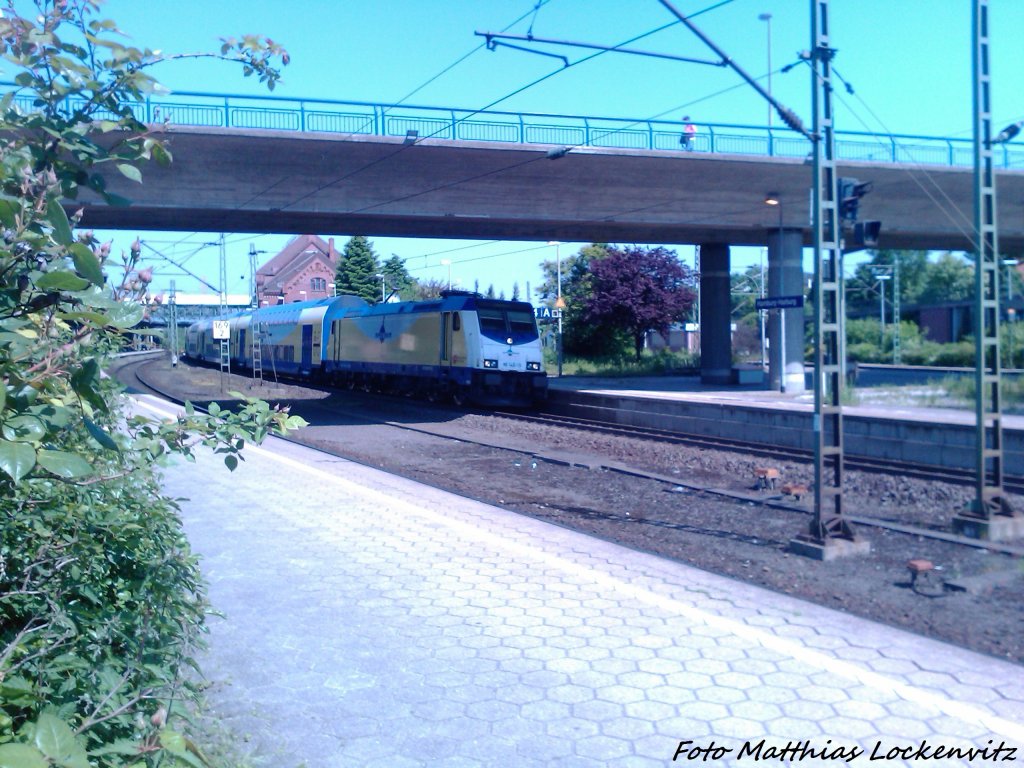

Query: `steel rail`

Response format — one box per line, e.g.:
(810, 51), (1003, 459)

(495, 409), (1024, 495)
(118, 356), (1024, 557)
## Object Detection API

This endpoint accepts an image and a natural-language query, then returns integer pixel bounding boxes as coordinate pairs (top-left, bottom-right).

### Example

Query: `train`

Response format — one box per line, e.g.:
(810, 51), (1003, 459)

(184, 291), (549, 407)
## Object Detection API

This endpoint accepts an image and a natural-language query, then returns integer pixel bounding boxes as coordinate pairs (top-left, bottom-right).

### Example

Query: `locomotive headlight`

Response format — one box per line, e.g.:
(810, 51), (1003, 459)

(527, 361), (541, 371)
(483, 359), (498, 369)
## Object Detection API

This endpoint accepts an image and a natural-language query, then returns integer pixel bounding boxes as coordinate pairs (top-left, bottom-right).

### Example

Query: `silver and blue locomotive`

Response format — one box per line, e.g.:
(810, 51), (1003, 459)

(185, 291), (548, 407)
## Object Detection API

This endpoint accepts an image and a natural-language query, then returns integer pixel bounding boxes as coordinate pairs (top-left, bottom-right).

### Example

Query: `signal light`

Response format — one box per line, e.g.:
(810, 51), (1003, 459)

(852, 221), (881, 248)
(838, 177), (873, 222)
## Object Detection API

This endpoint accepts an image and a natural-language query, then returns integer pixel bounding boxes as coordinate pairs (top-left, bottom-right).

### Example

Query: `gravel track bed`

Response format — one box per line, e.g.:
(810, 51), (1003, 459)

(135, 359), (1024, 664)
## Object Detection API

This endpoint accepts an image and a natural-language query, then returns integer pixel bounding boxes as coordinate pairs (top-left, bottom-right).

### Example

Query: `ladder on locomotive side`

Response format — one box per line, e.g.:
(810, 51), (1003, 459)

(252, 325), (264, 386)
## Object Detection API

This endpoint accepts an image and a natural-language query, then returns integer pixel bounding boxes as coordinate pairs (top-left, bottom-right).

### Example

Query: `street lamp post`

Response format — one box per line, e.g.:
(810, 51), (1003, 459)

(375, 273), (386, 303)
(548, 241), (564, 378)
(440, 259), (452, 290)
(758, 12), (773, 131)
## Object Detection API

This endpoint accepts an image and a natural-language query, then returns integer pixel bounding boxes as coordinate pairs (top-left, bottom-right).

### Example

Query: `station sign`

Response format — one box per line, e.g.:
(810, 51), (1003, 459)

(534, 307), (562, 320)
(212, 320), (231, 339)
(755, 295), (805, 311)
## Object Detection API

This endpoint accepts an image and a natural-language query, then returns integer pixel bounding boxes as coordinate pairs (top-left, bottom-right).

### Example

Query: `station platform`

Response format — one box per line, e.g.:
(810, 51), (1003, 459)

(545, 375), (1024, 473)
(547, 373), (1024, 427)
(135, 393), (1024, 767)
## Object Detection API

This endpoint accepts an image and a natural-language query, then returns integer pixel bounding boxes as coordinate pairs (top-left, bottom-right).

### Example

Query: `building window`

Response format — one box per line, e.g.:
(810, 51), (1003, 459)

(311, 277), (326, 292)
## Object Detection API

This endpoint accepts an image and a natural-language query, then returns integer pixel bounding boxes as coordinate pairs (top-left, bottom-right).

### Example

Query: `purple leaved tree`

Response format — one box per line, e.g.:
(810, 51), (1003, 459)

(585, 246), (697, 361)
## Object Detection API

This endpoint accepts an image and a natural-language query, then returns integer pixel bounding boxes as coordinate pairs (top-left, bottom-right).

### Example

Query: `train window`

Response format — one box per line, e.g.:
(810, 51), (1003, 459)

(508, 311), (539, 342)
(477, 307), (539, 343)
(478, 309), (505, 335)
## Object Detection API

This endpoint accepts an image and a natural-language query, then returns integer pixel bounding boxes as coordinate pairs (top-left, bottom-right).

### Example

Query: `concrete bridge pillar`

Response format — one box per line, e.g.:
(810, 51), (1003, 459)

(699, 243), (732, 384)
(767, 228), (806, 393)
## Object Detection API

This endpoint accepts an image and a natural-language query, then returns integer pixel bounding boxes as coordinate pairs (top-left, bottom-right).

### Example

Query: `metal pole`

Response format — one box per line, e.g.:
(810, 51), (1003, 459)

(760, 248), (766, 369)
(169, 280), (178, 367)
(759, 13), (773, 130)
(878, 277), (885, 344)
(779, 308), (787, 393)
(555, 242), (563, 378)
(556, 243), (562, 305)
(962, 0), (1012, 527)
(893, 261), (901, 364)
(218, 234), (227, 309)
(803, 0), (857, 550)
(659, 0), (813, 141)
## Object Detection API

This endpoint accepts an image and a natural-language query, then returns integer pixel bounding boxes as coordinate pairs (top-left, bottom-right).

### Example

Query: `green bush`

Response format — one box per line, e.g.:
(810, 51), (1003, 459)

(0, 4), (294, 766)
(932, 341), (976, 367)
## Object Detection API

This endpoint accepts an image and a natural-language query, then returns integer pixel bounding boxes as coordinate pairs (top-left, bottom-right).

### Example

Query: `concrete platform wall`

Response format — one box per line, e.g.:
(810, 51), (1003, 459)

(546, 390), (1024, 472)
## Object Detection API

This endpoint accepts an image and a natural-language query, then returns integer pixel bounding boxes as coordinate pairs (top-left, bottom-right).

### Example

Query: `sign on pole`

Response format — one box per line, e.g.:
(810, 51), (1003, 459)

(213, 320), (231, 340)
(755, 295), (805, 311)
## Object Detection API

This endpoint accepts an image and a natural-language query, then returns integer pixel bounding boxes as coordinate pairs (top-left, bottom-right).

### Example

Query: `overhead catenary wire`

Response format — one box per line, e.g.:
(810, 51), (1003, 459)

(193, 0), (561, 229)
(274, 0), (738, 221)
(792, 59), (980, 251)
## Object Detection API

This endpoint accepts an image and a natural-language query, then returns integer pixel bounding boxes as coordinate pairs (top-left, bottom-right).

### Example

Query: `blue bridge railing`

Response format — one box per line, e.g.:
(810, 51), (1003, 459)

(7, 87), (1023, 169)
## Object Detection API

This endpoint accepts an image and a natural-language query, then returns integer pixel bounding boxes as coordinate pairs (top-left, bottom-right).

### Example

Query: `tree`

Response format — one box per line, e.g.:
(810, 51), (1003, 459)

(0, 3), (296, 764)
(335, 236), (381, 303)
(731, 264), (766, 361)
(537, 243), (629, 359)
(919, 252), (974, 304)
(381, 254), (415, 300)
(845, 250), (929, 316)
(412, 278), (448, 299)
(512, 281), (521, 300)
(585, 246), (697, 361)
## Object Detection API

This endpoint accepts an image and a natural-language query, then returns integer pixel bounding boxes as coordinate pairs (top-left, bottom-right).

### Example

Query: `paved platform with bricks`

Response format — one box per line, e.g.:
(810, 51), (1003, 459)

(139, 395), (1024, 767)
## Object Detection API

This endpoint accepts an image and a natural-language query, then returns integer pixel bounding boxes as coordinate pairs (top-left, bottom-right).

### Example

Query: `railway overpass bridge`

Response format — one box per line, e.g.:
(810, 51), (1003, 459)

(63, 95), (1024, 389)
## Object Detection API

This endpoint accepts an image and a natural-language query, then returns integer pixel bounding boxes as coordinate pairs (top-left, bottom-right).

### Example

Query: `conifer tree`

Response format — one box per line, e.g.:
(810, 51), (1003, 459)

(335, 236), (382, 303)
(381, 254), (416, 300)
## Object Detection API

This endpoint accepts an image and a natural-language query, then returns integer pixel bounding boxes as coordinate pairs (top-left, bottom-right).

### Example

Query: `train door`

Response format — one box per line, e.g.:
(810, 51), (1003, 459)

(440, 312), (453, 368)
(301, 324), (313, 371)
(238, 330), (246, 364)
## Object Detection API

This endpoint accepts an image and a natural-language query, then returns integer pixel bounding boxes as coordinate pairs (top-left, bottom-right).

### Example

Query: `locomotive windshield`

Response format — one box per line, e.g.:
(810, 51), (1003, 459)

(477, 305), (539, 344)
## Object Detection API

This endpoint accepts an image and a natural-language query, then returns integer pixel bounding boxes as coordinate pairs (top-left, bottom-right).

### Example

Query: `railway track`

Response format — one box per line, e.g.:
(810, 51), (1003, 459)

(118, 356), (1024, 557)
(495, 409), (1024, 495)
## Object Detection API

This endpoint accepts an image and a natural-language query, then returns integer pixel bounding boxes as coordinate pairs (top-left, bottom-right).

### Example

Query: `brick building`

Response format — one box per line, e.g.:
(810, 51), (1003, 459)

(255, 235), (339, 306)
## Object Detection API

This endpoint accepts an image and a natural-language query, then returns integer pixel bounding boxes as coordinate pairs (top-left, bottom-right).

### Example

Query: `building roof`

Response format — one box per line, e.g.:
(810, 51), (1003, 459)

(257, 235), (337, 295)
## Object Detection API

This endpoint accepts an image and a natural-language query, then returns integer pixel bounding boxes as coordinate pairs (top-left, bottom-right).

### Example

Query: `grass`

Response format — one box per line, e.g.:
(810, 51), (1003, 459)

(546, 350), (698, 378)
(847, 375), (1024, 413)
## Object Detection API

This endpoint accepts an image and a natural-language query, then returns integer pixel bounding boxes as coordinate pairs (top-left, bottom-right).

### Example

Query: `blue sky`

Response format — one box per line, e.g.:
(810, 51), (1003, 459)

(40, 0), (1024, 300)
